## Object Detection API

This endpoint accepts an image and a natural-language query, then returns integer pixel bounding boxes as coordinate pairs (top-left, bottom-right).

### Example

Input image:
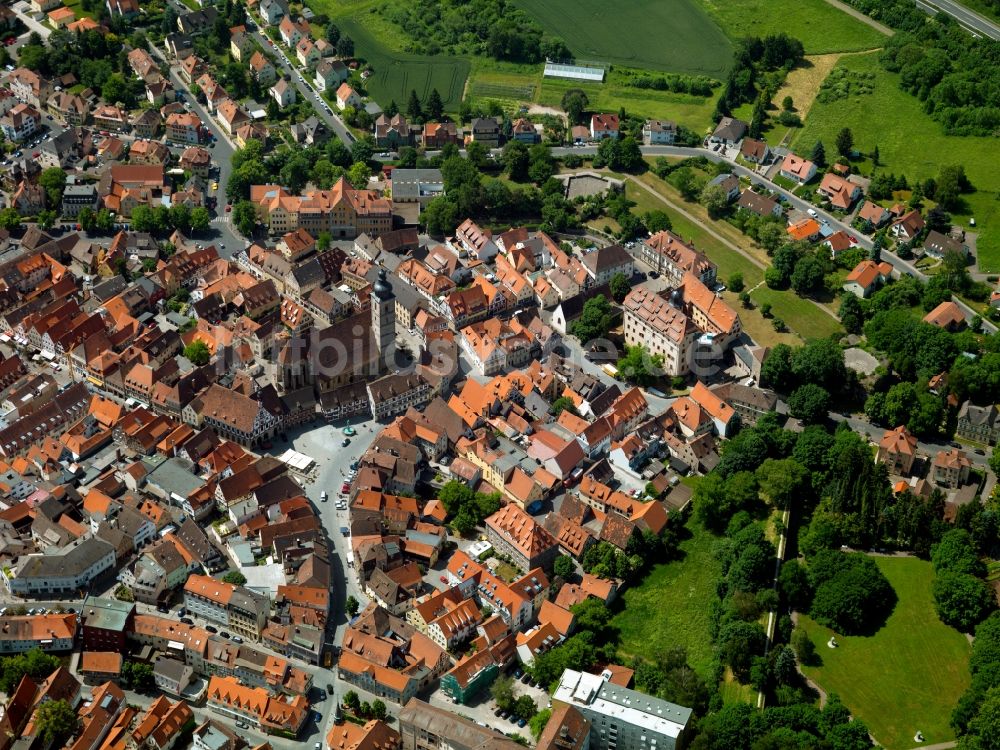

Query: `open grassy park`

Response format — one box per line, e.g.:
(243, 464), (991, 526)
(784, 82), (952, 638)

(796, 557), (972, 749)
(793, 51), (1000, 271)
(612, 515), (721, 683)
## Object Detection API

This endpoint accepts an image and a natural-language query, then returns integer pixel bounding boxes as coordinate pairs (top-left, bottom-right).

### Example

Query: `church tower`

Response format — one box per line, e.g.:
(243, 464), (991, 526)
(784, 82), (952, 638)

(372, 268), (396, 360)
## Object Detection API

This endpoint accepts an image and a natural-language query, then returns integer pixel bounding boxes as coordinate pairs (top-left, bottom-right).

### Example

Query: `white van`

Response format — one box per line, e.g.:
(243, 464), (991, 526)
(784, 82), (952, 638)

(320, 490), (328, 501)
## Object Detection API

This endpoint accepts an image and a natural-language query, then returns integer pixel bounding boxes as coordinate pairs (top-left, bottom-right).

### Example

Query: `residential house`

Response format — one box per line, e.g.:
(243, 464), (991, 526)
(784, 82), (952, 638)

(270, 78), (296, 108)
(259, 0), (288, 25)
(818, 172), (862, 211)
(857, 200), (890, 229)
(0, 103), (40, 142)
(314, 60), (348, 92)
(580, 243), (633, 286)
(923, 230), (967, 259)
(296, 39), (322, 70)
(923, 301), (965, 331)
(511, 118), (537, 144)
(470, 117), (501, 148)
(336, 83), (362, 111)
(932, 448), (971, 489)
(739, 137), (770, 163)
(484, 504), (559, 573)
(248, 52), (277, 86)
(876, 425), (918, 475)
(956, 401), (1000, 445)
(422, 121), (459, 148)
(890, 209), (925, 242)
(589, 113), (619, 140)
(737, 190), (782, 218)
(642, 119), (676, 145)
(779, 153), (817, 184)
(707, 173), (739, 202)
(842, 259), (892, 298)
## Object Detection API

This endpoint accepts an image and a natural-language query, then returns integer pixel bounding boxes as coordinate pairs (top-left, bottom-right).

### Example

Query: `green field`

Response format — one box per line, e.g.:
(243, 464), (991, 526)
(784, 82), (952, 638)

(306, 1), (469, 109)
(695, 0), (888, 53)
(793, 51), (1000, 271)
(612, 517), (721, 683)
(797, 557), (972, 749)
(512, 0), (731, 76)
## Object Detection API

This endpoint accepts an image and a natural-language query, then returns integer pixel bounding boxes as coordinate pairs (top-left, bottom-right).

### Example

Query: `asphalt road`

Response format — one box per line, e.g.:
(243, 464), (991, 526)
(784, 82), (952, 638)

(917, 0), (1000, 39)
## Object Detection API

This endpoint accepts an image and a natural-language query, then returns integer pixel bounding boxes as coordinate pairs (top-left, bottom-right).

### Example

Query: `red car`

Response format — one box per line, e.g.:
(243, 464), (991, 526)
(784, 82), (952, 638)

(225, 205), (232, 212)
(439, 575), (448, 583)
(340, 482), (350, 494)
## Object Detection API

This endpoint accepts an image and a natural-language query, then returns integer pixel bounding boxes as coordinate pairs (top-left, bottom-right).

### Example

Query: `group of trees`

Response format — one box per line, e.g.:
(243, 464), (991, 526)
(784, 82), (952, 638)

(0, 648), (60, 693)
(760, 338), (849, 420)
(490, 677), (539, 722)
(500, 141), (557, 184)
(437, 480), (502, 536)
(952, 611), (1000, 746)
(715, 34), (805, 124)
(341, 691), (388, 721)
(383, 0), (570, 63)
(129, 204), (211, 236)
(528, 598), (618, 688)
(930, 529), (996, 633)
(571, 294), (615, 343)
(805, 550), (896, 634)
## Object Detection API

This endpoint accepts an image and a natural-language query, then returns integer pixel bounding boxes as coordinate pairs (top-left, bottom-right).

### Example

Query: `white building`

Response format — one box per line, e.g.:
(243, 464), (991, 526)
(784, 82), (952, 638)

(5, 536), (116, 596)
(553, 668), (691, 750)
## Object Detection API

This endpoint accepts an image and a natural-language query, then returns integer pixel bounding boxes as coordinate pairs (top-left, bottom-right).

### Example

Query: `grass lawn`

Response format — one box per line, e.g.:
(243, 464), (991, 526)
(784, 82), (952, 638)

(797, 556), (972, 749)
(772, 54), (844, 125)
(694, 0), (888, 54)
(612, 517), (721, 683)
(792, 51), (1000, 271)
(513, 0), (731, 76)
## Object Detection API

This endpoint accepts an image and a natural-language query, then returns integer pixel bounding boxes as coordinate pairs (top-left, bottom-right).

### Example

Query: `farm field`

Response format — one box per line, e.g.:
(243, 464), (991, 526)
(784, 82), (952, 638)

(797, 557), (972, 749)
(511, 0), (732, 76)
(612, 516), (721, 683)
(695, 0), (888, 53)
(792, 51), (1000, 271)
(334, 16), (470, 110)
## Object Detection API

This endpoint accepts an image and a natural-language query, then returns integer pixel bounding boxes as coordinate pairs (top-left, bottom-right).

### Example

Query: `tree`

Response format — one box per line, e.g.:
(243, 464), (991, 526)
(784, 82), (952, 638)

(514, 694), (538, 721)
(347, 161), (372, 189)
(343, 691), (360, 711)
(34, 700), (77, 746)
(232, 200), (257, 236)
(787, 383), (831, 424)
(183, 340), (211, 366)
(345, 595), (359, 617)
(561, 89), (589, 125)
(370, 699), (387, 721)
(872, 144), (880, 166)
(501, 141), (530, 181)
(36, 210), (57, 230)
(490, 676), (515, 711)
(644, 210), (671, 233)
(791, 255), (825, 296)
(222, 570), (247, 586)
(550, 397), (578, 417)
(728, 272), (744, 293)
(325, 22), (341, 45)
(609, 272), (631, 303)
(571, 294), (613, 342)
(0, 649), (61, 693)
(718, 620), (767, 680)
(528, 144), (556, 183)
(756, 457), (810, 509)
(121, 661), (154, 691)
(933, 529), (985, 577)
(426, 88), (444, 120)
(39, 167), (66, 209)
(554, 555), (575, 579)
(809, 550), (895, 634)
(406, 89), (422, 121)
(0, 208), (22, 231)
(529, 708), (552, 740)
(190, 206), (210, 233)
(933, 571), (996, 632)
(835, 127), (854, 158)
(701, 182), (731, 219)
(838, 293), (865, 334)
(616, 345), (664, 387)
(810, 140), (826, 168)
(782, 95), (794, 110)
(335, 36), (354, 58)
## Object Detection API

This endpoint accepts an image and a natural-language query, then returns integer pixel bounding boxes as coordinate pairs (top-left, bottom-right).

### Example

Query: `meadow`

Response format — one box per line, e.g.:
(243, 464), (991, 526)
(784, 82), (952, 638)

(612, 516), (721, 683)
(797, 557), (972, 749)
(511, 0), (732, 76)
(694, 0), (888, 54)
(792, 51), (1000, 271)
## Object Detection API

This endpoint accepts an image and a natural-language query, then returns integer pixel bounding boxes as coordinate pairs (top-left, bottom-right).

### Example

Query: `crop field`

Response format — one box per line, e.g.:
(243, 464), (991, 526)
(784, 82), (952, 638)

(793, 52), (1000, 271)
(695, 0), (888, 54)
(511, 0), (732, 76)
(334, 17), (470, 110)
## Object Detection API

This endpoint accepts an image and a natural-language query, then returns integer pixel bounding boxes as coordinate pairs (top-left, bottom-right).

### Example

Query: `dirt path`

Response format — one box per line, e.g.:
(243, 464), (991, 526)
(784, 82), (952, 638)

(624, 175), (841, 325)
(822, 0), (895, 36)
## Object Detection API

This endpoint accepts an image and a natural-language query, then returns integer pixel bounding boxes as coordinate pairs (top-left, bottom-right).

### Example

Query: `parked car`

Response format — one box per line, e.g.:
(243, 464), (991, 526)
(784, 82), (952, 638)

(341, 438), (350, 447)
(220, 631), (231, 639)
(326, 683), (334, 695)
(206, 625), (218, 633)
(232, 635), (243, 643)
(180, 617), (194, 625)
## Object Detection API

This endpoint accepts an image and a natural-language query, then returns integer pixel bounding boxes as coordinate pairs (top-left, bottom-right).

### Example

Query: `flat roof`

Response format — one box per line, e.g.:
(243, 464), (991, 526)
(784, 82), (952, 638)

(82, 596), (134, 633)
(544, 62), (605, 82)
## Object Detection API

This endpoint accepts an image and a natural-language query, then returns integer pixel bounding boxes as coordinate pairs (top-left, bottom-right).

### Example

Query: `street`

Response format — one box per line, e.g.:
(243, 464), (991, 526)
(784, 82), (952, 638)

(917, 0), (1000, 39)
